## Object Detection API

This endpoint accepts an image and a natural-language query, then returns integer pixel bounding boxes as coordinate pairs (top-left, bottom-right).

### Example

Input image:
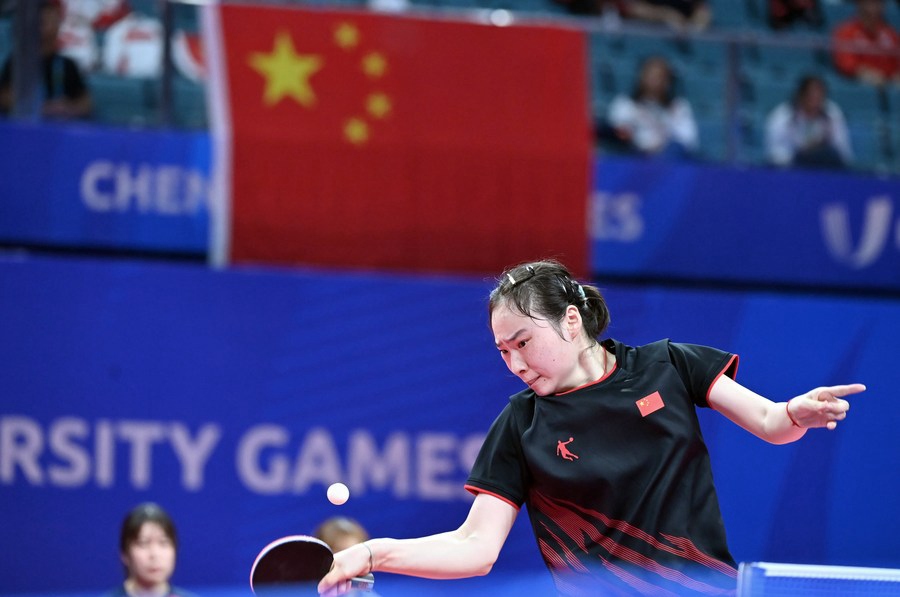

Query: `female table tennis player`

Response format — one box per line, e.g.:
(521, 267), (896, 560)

(319, 259), (864, 596)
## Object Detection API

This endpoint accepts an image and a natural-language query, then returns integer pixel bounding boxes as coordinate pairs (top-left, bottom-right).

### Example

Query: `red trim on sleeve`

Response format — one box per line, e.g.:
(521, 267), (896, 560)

(464, 485), (521, 511)
(706, 354), (739, 410)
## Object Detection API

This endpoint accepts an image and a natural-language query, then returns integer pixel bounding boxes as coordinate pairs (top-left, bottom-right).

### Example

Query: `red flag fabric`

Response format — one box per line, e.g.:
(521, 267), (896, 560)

(205, 4), (591, 275)
(636, 391), (665, 417)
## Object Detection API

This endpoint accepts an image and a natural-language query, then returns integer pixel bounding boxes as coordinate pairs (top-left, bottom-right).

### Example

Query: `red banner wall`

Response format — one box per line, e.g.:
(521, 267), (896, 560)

(210, 4), (591, 275)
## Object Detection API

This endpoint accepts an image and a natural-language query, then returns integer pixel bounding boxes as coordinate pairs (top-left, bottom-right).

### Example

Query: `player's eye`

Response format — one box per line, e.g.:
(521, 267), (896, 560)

(518, 339), (528, 349)
(498, 348), (509, 355)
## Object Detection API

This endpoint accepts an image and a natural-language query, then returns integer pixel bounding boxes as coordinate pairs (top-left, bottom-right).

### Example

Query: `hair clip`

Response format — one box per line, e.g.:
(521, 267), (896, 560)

(507, 265), (537, 287)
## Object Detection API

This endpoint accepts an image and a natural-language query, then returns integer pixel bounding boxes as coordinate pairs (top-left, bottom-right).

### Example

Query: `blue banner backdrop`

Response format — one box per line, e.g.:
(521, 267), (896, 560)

(3, 120), (899, 291)
(0, 121), (210, 255)
(1, 255), (897, 594)
(591, 156), (900, 290)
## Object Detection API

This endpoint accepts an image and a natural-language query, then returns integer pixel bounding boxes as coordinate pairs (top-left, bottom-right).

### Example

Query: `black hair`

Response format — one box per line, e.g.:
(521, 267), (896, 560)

(793, 74), (827, 105)
(631, 55), (677, 107)
(489, 259), (610, 341)
(119, 502), (178, 556)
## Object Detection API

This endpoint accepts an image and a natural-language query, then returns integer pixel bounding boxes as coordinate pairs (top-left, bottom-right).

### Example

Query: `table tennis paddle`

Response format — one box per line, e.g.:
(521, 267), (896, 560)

(250, 534), (374, 594)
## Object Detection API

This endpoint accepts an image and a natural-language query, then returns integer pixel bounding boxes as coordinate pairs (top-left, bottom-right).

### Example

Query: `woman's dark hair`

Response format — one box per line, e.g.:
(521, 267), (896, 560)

(314, 516), (369, 551)
(489, 260), (610, 341)
(119, 502), (178, 555)
(792, 74), (826, 105)
(632, 55), (676, 107)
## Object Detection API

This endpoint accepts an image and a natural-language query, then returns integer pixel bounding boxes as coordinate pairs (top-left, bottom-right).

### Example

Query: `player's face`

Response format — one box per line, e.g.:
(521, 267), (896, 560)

(492, 302), (582, 396)
(122, 522), (176, 590)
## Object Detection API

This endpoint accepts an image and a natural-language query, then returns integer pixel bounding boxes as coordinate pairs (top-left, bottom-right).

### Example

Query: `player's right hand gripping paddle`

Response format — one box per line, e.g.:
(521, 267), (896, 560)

(250, 535), (374, 594)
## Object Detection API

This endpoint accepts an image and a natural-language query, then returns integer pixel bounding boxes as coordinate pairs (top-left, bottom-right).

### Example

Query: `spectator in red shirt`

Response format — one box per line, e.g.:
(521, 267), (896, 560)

(832, 0), (900, 85)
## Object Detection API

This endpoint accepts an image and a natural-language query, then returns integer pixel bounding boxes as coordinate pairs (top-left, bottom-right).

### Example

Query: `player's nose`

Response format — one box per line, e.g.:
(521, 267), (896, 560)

(509, 351), (527, 374)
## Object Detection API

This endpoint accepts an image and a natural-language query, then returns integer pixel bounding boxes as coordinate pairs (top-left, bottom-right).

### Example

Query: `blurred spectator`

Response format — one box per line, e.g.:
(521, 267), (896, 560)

(554, 0), (628, 19)
(624, 0), (712, 32)
(172, 29), (205, 82)
(314, 516), (370, 553)
(768, 0), (824, 30)
(832, 0), (900, 86)
(103, 502), (198, 597)
(601, 55), (698, 158)
(101, 11), (162, 77)
(765, 74), (853, 169)
(57, 0), (132, 72)
(0, 0), (92, 119)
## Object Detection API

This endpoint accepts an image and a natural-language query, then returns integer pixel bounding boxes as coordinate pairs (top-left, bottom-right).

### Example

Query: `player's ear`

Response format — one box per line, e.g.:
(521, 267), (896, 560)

(563, 305), (582, 339)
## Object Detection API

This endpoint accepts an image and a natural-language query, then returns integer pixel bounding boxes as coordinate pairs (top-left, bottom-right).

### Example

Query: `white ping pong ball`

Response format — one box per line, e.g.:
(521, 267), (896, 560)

(327, 482), (350, 505)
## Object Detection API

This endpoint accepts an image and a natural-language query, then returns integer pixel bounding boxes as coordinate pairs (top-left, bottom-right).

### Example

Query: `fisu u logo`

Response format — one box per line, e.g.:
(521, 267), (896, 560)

(820, 195), (896, 269)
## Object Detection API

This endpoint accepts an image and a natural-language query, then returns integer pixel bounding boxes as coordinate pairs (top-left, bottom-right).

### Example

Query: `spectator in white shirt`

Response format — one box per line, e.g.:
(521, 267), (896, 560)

(765, 74), (853, 169)
(604, 55), (698, 158)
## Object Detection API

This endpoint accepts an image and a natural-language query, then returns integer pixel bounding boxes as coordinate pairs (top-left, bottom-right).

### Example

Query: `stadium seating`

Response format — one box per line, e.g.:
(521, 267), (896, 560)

(0, 0), (897, 173)
(0, 17), (10, 66)
(88, 73), (156, 127)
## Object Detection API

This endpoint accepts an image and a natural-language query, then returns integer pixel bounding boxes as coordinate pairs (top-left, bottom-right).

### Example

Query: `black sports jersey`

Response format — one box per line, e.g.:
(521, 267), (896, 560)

(465, 339), (740, 596)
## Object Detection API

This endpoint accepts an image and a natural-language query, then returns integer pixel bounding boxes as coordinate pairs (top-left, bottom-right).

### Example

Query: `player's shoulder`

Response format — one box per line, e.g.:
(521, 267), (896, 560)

(611, 338), (673, 369)
(506, 387), (538, 423)
(508, 387), (536, 408)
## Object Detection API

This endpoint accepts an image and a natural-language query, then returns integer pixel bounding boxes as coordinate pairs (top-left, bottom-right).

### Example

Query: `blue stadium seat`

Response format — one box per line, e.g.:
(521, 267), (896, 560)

(682, 70), (728, 119)
(696, 118), (729, 162)
(847, 122), (887, 172)
(129, 0), (161, 17)
(707, 0), (753, 29)
(824, 74), (883, 117)
(171, 76), (207, 129)
(173, 3), (200, 32)
(741, 39), (829, 82)
(682, 38), (728, 76)
(820, 0), (856, 29)
(745, 77), (795, 115)
(89, 74), (155, 127)
(0, 17), (11, 66)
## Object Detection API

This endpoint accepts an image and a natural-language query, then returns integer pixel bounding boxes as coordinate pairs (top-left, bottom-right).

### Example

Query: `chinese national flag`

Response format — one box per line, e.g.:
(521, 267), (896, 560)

(205, 4), (591, 275)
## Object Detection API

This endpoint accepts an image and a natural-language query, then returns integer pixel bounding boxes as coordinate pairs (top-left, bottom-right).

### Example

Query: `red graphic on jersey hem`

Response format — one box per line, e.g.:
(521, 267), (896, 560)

(531, 490), (737, 595)
(556, 437), (579, 461)
(636, 391), (665, 417)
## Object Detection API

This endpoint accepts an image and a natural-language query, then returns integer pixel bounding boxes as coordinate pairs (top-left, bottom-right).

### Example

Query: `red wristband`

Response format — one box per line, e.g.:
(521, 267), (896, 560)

(786, 399), (802, 428)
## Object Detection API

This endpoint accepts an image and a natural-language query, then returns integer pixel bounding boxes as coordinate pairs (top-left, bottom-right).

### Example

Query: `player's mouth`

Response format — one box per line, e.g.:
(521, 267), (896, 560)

(525, 376), (540, 386)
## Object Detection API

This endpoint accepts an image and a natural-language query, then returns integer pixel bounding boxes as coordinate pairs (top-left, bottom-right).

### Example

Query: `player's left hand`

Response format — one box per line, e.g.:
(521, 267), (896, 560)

(788, 384), (866, 430)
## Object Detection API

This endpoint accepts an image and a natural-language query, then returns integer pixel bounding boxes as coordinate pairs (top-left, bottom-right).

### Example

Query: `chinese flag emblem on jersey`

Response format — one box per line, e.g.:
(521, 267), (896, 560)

(636, 391), (665, 417)
(205, 4), (591, 274)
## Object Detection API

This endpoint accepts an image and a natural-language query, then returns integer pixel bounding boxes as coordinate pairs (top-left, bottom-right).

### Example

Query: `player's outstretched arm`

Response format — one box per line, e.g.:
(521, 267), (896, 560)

(709, 376), (866, 445)
(318, 492), (517, 596)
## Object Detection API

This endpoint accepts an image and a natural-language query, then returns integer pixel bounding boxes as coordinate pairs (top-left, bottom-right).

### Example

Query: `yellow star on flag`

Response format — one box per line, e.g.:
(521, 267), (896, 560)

(362, 52), (387, 78)
(249, 32), (323, 107)
(344, 117), (369, 145)
(334, 22), (359, 50)
(366, 93), (391, 119)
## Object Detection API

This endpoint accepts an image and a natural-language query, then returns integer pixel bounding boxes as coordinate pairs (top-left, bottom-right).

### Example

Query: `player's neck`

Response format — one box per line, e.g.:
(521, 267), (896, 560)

(124, 578), (171, 597)
(580, 342), (612, 383)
